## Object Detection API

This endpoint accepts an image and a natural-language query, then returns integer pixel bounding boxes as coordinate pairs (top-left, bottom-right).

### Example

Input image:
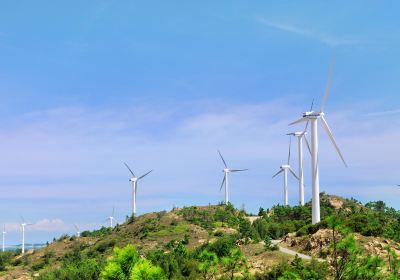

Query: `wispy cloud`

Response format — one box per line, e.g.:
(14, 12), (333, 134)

(366, 109), (400, 117)
(255, 16), (362, 47)
(1, 99), (400, 243)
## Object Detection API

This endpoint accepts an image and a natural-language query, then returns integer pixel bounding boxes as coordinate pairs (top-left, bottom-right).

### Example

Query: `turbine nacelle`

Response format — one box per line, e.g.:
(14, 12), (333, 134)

(303, 111), (322, 119)
(223, 168), (230, 173)
(288, 131), (307, 137)
(280, 165), (290, 169)
(130, 177), (138, 182)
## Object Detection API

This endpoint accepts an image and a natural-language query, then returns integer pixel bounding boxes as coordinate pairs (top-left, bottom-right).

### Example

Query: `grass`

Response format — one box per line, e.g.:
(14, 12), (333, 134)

(148, 222), (190, 238)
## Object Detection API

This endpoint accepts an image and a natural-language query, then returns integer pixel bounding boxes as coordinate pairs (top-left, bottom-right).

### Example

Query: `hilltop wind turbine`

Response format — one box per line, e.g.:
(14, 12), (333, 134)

(74, 224), (81, 238)
(289, 63), (347, 224)
(272, 136), (299, 206)
(2, 225), (6, 252)
(20, 216), (34, 254)
(287, 101), (314, 206)
(124, 163), (153, 217)
(105, 207), (116, 228)
(218, 150), (248, 205)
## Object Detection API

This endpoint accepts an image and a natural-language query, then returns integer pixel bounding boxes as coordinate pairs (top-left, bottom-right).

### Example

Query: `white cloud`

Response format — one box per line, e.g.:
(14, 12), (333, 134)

(0, 98), (400, 238)
(255, 16), (362, 47)
(366, 109), (400, 117)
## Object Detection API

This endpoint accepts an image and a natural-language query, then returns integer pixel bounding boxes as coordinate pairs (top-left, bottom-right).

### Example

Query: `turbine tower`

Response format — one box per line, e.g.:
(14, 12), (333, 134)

(218, 150), (248, 205)
(288, 101), (313, 206)
(272, 136), (299, 205)
(124, 163), (153, 217)
(74, 224), (81, 238)
(20, 216), (34, 254)
(106, 207), (116, 228)
(289, 63), (347, 224)
(2, 225), (6, 252)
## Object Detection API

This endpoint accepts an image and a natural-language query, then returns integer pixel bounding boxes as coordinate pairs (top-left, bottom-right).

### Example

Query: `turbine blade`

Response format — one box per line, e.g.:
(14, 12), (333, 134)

(272, 169), (284, 179)
(320, 60), (335, 112)
(138, 170), (153, 180)
(219, 175), (226, 192)
(310, 99), (315, 111)
(230, 169), (248, 172)
(124, 163), (136, 177)
(112, 207), (115, 217)
(74, 224), (79, 231)
(303, 135), (312, 155)
(289, 168), (299, 180)
(218, 150), (228, 168)
(289, 117), (307, 126)
(320, 115), (347, 167)
(304, 120), (310, 132)
(287, 136), (292, 165)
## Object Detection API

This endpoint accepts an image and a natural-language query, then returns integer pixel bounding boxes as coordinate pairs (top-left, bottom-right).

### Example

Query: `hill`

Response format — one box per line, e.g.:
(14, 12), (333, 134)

(0, 194), (400, 279)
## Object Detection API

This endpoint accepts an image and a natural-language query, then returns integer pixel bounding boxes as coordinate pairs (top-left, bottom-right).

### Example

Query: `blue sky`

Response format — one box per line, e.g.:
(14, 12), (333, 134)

(0, 1), (400, 244)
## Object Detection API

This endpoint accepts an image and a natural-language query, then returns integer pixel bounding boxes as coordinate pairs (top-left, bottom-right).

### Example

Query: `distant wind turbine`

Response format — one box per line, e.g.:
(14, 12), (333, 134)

(289, 62), (347, 224)
(272, 136), (299, 206)
(2, 225), (6, 252)
(218, 151), (248, 205)
(287, 100), (314, 206)
(20, 216), (34, 254)
(74, 224), (81, 238)
(105, 207), (116, 228)
(124, 163), (153, 217)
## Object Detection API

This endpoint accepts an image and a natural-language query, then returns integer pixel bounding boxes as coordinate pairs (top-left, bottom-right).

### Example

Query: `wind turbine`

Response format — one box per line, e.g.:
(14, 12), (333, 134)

(289, 63), (347, 224)
(218, 150), (248, 205)
(287, 101), (313, 206)
(20, 216), (34, 254)
(2, 225), (6, 252)
(74, 224), (81, 238)
(105, 207), (116, 228)
(272, 136), (299, 206)
(124, 163), (153, 217)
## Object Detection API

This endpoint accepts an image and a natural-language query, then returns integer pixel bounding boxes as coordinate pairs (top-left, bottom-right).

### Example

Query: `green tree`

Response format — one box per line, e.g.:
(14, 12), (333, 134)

(130, 259), (165, 280)
(386, 245), (400, 278)
(221, 249), (247, 280)
(101, 245), (139, 280)
(198, 250), (218, 280)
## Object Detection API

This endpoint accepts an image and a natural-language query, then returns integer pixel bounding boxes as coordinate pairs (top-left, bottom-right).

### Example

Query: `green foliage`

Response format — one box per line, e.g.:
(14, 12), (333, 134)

(221, 248), (247, 280)
(386, 245), (400, 278)
(238, 219), (259, 243)
(81, 226), (113, 238)
(198, 250), (218, 280)
(37, 258), (102, 280)
(207, 234), (236, 258)
(255, 256), (329, 280)
(0, 251), (16, 271)
(178, 204), (245, 230)
(327, 214), (384, 280)
(101, 244), (139, 280)
(263, 236), (277, 252)
(130, 259), (166, 280)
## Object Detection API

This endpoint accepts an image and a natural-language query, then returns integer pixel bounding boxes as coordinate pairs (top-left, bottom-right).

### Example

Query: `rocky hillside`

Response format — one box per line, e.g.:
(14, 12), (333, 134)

(0, 194), (399, 279)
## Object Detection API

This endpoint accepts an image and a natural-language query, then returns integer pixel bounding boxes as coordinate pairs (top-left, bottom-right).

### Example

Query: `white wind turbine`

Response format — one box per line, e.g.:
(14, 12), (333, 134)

(272, 136), (299, 206)
(2, 225), (6, 252)
(289, 63), (347, 224)
(20, 216), (34, 254)
(124, 163), (153, 217)
(74, 224), (81, 238)
(218, 150), (248, 205)
(287, 101), (313, 206)
(105, 207), (116, 228)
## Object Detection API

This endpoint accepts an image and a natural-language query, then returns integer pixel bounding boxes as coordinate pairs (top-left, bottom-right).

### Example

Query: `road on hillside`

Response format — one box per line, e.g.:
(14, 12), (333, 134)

(271, 240), (324, 262)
